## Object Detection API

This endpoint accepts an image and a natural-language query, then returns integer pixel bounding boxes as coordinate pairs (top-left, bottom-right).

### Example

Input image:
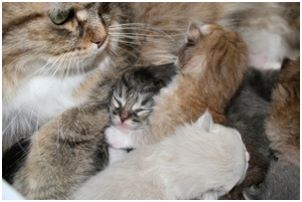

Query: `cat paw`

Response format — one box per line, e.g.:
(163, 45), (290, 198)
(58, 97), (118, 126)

(105, 126), (133, 149)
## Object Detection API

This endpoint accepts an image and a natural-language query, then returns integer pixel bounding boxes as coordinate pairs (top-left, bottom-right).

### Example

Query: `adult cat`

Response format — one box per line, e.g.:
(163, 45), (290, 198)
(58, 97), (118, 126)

(2, 2), (298, 151)
(11, 22), (246, 199)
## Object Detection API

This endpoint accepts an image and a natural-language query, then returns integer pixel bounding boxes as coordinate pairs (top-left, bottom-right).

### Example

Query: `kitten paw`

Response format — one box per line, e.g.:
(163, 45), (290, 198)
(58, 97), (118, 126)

(105, 126), (133, 149)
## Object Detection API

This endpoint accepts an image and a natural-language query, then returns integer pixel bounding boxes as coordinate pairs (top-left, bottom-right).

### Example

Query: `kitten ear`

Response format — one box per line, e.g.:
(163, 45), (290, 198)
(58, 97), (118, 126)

(196, 110), (213, 132)
(146, 63), (177, 86)
(187, 22), (202, 45)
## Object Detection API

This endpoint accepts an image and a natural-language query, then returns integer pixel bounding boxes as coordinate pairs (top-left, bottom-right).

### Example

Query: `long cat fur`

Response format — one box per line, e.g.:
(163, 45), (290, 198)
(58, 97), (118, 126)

(105, 23), (248, 148)
(265, 59), (300, 166)
(223, 68), (280, 199)
(244, 59), (300, 199)
(244, 159), (300, 200)
(2, 2), (298, 151)
(73, 112), (250, 200)
(11, 23), (245, 199)
(10, 70), (119, 199)
(239, 59), (300, 200)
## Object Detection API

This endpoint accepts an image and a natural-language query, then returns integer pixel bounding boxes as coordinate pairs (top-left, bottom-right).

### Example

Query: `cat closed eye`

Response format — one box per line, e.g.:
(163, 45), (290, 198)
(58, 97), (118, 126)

(132, 119), (140, 123)
(112, 96), (122, 108)
(134, 109), (151, 116)
(49, 9), (74, 25)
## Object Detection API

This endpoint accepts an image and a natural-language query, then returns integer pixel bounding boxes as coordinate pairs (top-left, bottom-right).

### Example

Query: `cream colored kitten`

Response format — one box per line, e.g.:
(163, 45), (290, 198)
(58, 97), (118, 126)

(73, 111), (249, 200)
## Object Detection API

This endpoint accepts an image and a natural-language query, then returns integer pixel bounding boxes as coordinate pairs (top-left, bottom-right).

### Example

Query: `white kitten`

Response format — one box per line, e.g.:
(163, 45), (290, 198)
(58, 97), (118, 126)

(73, 111), (249, 200)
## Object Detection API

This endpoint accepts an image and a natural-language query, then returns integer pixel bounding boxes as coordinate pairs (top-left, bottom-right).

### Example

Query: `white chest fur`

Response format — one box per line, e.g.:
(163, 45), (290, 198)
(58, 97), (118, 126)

(7, 75), (86, 120)
(2, 74), (88, 150)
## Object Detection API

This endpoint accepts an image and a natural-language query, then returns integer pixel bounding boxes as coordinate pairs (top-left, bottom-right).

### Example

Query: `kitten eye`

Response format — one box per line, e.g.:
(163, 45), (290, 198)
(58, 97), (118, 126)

(49, 9), (74, 25)
(132, 119), (140, 123)
(111, 96), (121, 109)
(134, 109), (152, 117)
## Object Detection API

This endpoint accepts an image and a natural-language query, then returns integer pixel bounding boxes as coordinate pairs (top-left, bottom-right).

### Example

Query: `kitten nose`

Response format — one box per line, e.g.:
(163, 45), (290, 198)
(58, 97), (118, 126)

(120, 111), (128, 123)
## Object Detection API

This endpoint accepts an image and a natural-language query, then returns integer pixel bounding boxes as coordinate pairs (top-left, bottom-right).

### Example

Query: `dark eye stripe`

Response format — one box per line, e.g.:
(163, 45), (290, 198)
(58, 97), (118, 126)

(141, 97), (154, 106)
(132, 119), (140, 123)
(121, 76), (130, 88)
(112, 95), (122, 106)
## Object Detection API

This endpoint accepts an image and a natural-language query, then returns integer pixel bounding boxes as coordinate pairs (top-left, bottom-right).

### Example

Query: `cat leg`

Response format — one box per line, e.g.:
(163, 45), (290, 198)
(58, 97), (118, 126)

(12, 103), (110, 199)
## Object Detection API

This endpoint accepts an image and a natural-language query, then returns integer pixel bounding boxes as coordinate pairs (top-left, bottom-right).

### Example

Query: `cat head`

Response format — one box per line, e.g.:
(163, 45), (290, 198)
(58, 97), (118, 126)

(109, 65), (176, 130)
(177, 22), (247, 77)
(195, 110), (250, 184)
(3, 3), (128, 77)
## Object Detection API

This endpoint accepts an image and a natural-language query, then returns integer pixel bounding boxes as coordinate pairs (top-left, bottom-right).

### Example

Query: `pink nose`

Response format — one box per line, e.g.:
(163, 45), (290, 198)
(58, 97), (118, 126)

(90, 37), (106, 48)
(120, 111), (128, 123)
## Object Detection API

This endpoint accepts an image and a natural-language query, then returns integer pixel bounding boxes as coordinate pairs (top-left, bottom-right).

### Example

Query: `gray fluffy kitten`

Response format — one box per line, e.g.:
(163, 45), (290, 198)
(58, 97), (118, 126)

(243, 160), (300, 200)
(224, 67), (279, 199)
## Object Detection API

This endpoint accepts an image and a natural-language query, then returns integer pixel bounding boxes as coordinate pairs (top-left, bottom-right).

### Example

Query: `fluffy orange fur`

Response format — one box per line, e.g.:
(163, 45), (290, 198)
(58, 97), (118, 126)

(143, 23), (248, 143)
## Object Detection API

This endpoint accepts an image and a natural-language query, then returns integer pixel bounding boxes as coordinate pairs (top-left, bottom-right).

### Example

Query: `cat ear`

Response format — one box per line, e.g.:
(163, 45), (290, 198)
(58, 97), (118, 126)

(146, 64), (177, 86)
(187, 22), (202, 45)
(196, 110), (213, 132)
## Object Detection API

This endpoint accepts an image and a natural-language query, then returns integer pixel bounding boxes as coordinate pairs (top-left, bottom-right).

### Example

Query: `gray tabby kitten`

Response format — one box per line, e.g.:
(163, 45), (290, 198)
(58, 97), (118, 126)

(106, 64), (177, 149)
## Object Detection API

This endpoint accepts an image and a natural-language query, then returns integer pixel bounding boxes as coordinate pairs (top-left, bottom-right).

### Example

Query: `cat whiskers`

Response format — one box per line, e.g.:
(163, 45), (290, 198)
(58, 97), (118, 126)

(109, 23), (184, 38)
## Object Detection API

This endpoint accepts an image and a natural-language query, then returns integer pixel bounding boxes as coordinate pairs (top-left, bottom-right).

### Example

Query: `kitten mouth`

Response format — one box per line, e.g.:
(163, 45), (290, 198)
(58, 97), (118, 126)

(117, 123), (129, 130)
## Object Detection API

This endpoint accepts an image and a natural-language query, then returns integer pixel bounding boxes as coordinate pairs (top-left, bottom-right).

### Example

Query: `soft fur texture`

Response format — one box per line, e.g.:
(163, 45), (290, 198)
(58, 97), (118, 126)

(7, 70), (120, 199)
(2, 3), (130, 151)
(265, 59), (300, 166)
(9, 64), (176, 199)
(2, 2), (298, 151)
(105, 23), (248, 148)
(241, 59), (300, 200)
(106, 64), (177, 150)
(244, 160), (300, 200)
(223, 68), (280, 199)
(108, 64), (176, 131)
(73, 112), (249, 200)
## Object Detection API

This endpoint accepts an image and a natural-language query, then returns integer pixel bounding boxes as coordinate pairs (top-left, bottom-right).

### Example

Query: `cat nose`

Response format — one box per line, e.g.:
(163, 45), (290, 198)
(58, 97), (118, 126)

(90, 36), (106, 48)
(120, 111), (128, 123)
(86, 21), (107, 48)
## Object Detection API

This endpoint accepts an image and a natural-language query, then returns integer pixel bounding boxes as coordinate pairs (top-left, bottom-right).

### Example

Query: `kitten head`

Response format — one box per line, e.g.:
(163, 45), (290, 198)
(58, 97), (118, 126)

(3, 3), (127, 77)
(189, 111), (250, 188)
(109, 67), (172, 130)
(178, 22), (247, 78)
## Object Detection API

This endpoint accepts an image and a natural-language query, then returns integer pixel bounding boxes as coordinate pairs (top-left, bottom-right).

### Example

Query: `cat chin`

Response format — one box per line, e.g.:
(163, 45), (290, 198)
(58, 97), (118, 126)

(105, 126), (134, 149)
